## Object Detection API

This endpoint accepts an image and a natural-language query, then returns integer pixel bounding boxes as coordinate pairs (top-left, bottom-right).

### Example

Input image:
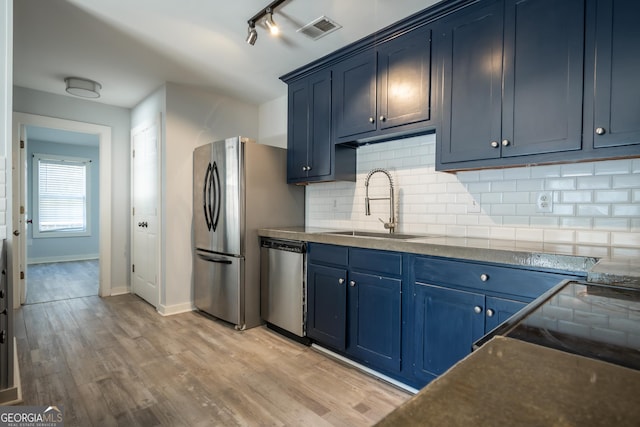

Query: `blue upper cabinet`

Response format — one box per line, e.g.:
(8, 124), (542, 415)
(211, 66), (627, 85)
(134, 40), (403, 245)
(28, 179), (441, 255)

(333, 25), (434, 143)
(584, 0), (640, 152)
(437, 0), (586, 170)
(286, 69), (356, 184)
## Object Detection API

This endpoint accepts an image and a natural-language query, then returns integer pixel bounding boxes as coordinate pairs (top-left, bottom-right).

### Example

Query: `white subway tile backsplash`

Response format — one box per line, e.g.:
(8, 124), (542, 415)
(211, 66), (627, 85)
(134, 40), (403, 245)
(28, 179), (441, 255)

(561, 217), (593, 229)
(595, 190), (630, 203)
(612, 174), (640, 188)
(545, 178), (576, 191)
(562, 191), (593, 203)
(305, 136), (639, 251)
(576, 204), (610, 217)
(594, 159), (631, 175)
(613, 204), (640, 217)
(561, 162), (595, 177)
(577, 176), (612, 190)
(611, 232), (640, 247)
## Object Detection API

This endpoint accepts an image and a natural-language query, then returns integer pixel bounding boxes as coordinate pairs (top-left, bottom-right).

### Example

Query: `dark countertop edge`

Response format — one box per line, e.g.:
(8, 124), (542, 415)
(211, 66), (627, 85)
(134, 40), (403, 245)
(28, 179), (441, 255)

(258, 227), (640, 287)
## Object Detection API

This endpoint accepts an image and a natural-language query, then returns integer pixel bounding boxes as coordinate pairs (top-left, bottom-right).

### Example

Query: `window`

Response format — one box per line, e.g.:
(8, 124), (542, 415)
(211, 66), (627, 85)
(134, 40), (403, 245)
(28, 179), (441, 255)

(33, 154), (91, 238)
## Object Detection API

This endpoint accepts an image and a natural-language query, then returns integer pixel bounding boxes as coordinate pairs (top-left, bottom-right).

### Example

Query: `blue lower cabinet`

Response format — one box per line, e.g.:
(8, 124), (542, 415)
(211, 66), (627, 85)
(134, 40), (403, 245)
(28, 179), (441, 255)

(307, 263), (348, 351)
(413, 283), (485, 382)
(347, 271), (402, 372)
(485, 296), (526, 333)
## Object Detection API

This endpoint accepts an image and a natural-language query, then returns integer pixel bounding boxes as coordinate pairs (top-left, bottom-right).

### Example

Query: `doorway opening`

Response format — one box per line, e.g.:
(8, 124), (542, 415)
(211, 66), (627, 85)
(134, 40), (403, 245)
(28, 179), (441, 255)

(22, 125), (100, 304)
(11, 113), (112, 309)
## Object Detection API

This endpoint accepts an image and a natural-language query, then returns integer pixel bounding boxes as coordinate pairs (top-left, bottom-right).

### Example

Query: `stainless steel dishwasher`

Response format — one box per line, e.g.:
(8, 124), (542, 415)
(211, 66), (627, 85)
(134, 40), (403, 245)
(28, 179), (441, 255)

(260, 238), (308, 342)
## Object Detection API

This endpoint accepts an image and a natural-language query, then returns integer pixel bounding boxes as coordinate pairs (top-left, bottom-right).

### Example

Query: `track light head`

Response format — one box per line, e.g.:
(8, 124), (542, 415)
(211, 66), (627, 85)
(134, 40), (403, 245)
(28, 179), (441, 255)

(246, 22), (258, 45)
(265, 9), (279, 35)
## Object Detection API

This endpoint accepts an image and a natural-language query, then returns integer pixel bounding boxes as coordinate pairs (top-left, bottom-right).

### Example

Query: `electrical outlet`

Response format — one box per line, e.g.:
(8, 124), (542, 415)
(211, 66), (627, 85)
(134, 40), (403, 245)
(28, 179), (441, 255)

(536, 191), (553, 213)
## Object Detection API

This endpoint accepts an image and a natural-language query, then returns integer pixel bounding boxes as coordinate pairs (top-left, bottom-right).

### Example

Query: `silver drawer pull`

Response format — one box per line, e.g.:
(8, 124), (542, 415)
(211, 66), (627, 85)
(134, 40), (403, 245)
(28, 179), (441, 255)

(474, 306), (482, 314)
(486, 309), (495, 317)
(338, 278), (344, 285)
(480, 274), (489, 282)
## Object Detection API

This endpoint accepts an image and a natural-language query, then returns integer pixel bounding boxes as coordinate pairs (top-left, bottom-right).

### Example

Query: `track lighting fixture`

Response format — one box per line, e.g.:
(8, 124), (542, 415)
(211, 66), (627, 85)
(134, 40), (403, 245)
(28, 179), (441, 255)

(246, 22), (258, 45)
(246, 0), (286, 46)
(265, 9), (279, 35)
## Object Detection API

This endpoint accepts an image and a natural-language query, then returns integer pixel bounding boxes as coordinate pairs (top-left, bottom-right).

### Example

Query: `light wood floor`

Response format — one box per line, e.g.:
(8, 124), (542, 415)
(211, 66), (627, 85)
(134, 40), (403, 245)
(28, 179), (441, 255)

(26, 260), (99, 305)
(14, 294), (410, 426)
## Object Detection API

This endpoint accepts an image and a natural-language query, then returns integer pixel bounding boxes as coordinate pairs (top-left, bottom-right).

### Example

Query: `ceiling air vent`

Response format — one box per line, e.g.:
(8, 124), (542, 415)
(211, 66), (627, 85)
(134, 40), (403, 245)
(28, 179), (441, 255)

(298, 16), (342, 40)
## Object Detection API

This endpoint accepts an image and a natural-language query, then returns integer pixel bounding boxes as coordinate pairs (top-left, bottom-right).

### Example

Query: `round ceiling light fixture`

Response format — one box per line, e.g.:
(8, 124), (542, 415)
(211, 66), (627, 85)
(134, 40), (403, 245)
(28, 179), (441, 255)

(64, 77), (102, 98)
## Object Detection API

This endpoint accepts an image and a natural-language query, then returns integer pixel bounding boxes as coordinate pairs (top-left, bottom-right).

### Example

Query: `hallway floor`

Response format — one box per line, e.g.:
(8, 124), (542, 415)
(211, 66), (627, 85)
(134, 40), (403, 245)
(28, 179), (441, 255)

(25, 260), (98, 304)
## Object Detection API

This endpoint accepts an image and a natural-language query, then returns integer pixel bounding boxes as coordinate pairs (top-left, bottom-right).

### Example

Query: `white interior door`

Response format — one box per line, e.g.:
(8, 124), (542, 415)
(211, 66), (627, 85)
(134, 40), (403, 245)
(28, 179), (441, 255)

(131, 120), (159, 307)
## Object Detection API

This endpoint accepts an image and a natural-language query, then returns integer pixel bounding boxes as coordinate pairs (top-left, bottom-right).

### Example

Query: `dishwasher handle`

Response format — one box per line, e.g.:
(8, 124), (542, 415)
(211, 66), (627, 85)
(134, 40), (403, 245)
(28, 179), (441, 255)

(261, 239), (306, 253)
(197, 253), (233, 264)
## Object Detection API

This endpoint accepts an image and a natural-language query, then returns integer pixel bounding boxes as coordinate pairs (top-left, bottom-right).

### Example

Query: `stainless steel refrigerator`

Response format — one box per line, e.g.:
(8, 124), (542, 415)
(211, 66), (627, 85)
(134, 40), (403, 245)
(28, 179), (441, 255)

(193, 136), (304, 330)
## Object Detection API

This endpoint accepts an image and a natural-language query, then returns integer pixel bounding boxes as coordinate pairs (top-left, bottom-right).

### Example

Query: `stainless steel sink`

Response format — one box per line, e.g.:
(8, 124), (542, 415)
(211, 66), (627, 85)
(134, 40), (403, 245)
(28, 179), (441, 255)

(324, 230), (422, 240)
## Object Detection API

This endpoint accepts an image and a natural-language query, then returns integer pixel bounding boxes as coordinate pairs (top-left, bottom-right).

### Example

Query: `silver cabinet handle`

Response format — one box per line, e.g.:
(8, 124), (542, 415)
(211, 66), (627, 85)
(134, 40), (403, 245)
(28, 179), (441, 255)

(369, 117), (375, 123)
(474, 306), (483, 314)
(302, 166), (307, 171)
(338, 278), (344, 285)
(480, 274), (489, 282)
(349, 280), (356, 287)
(490, 141), (499, 148)
(487, 309), (495, 317)
(595, 127), (606, 135)
(379, 115), (386, 122)
(502, 139), (510, 147)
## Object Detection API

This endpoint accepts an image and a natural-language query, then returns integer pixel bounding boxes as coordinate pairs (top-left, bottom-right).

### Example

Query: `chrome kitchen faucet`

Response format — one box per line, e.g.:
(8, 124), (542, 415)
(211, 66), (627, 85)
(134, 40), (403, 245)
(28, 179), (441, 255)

(364, 168), (396, 233)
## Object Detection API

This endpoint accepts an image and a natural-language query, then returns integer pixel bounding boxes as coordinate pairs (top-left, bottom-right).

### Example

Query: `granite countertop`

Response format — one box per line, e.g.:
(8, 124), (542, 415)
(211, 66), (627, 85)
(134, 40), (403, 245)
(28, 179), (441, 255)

(258, 227), (640, 288)
(375, 336), (640, 426)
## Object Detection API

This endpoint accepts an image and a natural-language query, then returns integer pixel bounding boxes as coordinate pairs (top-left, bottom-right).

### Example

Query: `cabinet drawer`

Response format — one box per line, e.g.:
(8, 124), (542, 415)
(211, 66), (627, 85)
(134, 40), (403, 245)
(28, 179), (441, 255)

(413, 256), (574, 299)
(349, 248), (402, 276)
(308, 243), (348, 267)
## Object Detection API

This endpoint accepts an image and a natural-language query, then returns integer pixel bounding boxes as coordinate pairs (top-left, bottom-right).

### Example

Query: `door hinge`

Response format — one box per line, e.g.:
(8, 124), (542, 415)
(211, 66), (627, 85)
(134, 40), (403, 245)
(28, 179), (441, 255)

(132, 207), (135, 216)
(20, 140), (24, 149)
(20, 206), (25, 215)
(132, 264), (135, 273)
(132, 149), (135, 158)
(20, 271), (24, 280)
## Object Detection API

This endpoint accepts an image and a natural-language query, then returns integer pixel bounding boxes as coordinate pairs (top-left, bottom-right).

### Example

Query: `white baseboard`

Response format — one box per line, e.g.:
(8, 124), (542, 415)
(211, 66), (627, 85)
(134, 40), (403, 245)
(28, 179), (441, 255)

(0, 339), (23, 405)
(28, 254), (99, 264)
(108, 286), (130, 296)
(157, 302), (195, 316)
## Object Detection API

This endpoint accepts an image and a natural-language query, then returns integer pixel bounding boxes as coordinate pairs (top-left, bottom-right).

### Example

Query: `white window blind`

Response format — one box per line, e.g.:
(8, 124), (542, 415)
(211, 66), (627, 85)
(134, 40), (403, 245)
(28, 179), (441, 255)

(34, 154), (91, 236)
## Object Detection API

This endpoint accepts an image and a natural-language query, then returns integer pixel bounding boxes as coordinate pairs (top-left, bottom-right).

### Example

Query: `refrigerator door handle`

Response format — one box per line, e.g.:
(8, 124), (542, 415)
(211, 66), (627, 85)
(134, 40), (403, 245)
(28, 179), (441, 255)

(211, 161), (221, 232)
(197, 253), (233, 264)
(203, 162), (213, 231)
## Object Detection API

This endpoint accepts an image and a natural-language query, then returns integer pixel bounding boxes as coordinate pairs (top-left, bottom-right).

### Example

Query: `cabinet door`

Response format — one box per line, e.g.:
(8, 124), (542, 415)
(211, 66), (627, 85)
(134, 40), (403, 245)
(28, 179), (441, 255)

(485, 296), (527, 333)
(333, 50), (377, 139)
(347, 271), (401, 373)
(307, 263), (347, 350)
(287, 78), (310, 182)
(501, 0), (584, 157)
(591, 0), (640, 148)
(287, 70), (333, 183)
(308, 70), (332, 178)
(378, 26), (432, 130)
(438, 0), (504, 164)
(413, 283), (485, 381)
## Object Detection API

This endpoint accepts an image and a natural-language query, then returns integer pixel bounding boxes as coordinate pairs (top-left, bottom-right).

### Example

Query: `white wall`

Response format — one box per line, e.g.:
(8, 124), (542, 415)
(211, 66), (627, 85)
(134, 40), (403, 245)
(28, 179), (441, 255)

(306, 133), (640, 259)
(13, 86), (131, 289)
(258, 95), (287, 148)
(1, 0), (12, 241)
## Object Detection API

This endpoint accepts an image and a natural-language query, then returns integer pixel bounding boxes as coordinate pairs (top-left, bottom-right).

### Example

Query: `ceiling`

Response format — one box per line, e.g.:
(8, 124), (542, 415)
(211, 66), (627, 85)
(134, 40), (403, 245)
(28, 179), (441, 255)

(13, 0), (440, 109)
